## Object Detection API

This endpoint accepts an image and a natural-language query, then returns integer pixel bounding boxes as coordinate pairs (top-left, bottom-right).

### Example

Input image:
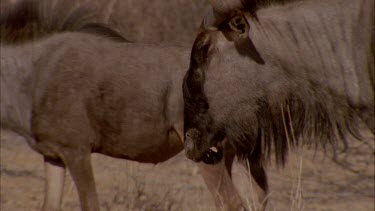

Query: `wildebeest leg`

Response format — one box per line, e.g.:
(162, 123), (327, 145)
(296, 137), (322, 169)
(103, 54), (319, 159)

(245, 160), (268, 211)
(198, 140), (245, 211)
(243, 142), (268, 211)
(62, 150), (99, 211)
(42, 157), (65, 211)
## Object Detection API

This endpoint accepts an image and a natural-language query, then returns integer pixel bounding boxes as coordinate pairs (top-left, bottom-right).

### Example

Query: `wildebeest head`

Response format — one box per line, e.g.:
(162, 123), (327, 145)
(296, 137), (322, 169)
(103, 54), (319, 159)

(183, 0), (268, 163)
(183, 0), (367, 164)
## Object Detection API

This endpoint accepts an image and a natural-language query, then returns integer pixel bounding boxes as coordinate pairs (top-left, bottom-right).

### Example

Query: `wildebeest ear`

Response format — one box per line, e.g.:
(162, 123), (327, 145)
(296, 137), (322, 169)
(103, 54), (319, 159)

(220, 12), (249, 41)
(221, 12), (265, 65)
(228, 14), (249, 36)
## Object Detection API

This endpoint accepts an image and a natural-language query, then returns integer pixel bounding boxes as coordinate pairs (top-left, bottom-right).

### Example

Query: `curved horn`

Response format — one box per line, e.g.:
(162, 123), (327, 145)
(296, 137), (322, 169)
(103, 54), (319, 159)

(208, 0), (244, 15)
(201, 8), (216, 29)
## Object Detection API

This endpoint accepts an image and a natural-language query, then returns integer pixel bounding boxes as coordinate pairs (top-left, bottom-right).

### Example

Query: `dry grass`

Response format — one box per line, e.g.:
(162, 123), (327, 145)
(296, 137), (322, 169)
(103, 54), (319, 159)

(1, 128), (374, 211)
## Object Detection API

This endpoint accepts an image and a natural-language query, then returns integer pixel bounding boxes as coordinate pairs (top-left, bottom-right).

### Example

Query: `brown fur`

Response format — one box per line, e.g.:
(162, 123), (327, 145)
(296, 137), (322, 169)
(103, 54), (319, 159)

(0, 1), (260, 210)
(186, 0), (374, 162)
(184, 0), (374, 209)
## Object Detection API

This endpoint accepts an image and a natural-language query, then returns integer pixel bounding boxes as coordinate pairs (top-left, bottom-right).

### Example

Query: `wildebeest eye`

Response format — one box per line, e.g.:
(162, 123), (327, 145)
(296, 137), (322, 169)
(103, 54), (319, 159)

(192, 69), (203, 82)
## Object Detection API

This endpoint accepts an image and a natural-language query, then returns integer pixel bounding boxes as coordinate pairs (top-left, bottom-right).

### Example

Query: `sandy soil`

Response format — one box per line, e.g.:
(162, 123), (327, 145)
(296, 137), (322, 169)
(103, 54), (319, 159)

(1, 129), (373, 211)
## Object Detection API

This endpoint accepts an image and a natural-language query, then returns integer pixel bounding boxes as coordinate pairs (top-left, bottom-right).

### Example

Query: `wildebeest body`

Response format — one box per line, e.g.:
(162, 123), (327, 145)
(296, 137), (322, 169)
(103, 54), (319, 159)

(1, 1), (253, 210)
(1, 31), (254, 210)
(2, 34), (186, 162)
(43, 35), (185, 162)
(0, 0), (254, 211)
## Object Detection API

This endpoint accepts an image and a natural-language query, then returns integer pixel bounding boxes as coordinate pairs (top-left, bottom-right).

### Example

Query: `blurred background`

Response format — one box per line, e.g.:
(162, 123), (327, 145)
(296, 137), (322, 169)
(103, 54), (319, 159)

(1, 0), (209, 44)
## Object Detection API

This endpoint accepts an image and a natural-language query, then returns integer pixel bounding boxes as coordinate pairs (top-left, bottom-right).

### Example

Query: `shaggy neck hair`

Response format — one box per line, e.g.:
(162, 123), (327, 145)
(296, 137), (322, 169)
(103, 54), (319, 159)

(227, 0), (373, 164)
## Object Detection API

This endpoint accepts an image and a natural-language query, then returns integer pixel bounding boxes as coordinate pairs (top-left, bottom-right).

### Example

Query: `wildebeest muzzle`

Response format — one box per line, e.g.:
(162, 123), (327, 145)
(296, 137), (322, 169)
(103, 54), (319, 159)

(184, 128), (223, 164)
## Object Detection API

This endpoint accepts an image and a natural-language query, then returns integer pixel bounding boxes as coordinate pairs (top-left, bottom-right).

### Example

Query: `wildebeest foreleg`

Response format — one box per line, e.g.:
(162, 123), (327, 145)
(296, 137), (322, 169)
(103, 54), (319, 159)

(242, 143), (268, 211)
(62, 150), (100, 211)
(42, 157), (65, 211)
(246, 161), (268, 211)
(198, 140), (246, 211)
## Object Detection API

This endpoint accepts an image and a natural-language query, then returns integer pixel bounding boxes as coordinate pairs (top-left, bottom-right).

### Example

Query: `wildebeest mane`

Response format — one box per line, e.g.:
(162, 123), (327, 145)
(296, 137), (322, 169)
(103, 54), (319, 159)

(0, 0), (128, 43)
(247, 93), (360, 165)
(232, 0), (300, 17)
(225, 52), (367, 167)
(198, 0), (373, 166)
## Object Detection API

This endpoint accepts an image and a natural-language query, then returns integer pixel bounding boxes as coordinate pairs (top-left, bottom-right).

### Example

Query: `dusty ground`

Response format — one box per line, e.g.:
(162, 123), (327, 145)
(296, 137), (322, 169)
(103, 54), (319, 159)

(1, 129), (374, 211)
(1, 0), (374, 210)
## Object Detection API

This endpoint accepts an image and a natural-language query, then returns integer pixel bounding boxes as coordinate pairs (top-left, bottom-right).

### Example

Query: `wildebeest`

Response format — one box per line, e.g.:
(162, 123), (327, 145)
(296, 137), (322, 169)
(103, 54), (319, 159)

(0, 1), (258, 210)
(183, 0), (374, 209)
